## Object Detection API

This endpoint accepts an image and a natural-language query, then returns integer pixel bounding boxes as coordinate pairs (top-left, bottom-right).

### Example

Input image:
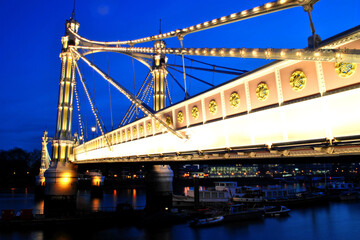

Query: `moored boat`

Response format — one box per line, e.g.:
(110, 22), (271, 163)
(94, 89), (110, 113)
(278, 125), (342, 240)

(232, 185), (327, 207)
(264, 205), (290, 217)
(339, 191), (359, 201)
(221, 204), (264, 222)
(189, 215), (224, 227)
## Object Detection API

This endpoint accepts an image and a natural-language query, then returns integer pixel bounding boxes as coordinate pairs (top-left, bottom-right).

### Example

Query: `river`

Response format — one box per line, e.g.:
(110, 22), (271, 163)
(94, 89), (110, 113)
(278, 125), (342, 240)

(1, 186), (360, 240)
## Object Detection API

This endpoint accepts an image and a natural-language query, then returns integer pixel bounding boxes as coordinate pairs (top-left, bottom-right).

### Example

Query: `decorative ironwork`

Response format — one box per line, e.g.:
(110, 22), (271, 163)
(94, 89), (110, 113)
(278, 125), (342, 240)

(290, 70), (307, 91)
(139, 125), (144, 134)
(229, 92), (240, 109)
(156, 121), (161, 130)
(177, 111), (184, 123)
(335, 62), (357, 78)
(122, 131), (125, 140)
(127, 129), (131, 138)
(166, 116), (172, 126)
(192, 106), (199, 120)
(147, 122), (152, 132)
(133, 126), (137, 137)
(209, 100), (218, 115)
(256, 82), (269, 101)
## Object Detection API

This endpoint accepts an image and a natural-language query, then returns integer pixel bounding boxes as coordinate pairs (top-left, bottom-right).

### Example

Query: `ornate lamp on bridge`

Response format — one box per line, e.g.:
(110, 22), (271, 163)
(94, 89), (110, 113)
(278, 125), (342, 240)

(91, 126), (96, 139)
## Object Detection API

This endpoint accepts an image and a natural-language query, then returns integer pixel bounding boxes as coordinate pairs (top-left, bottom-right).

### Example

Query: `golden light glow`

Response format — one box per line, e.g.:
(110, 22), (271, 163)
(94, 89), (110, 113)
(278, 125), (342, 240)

(60, 172), (71, 185)
(92, 176), (101, 186)
(139, 125), (144, 134)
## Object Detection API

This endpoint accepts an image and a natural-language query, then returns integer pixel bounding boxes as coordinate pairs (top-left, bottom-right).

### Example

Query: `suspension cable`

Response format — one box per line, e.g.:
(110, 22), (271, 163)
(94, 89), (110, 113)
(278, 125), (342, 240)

(165, 76), (173, 105)
(167, 66), (214, 87)
(189, 59), (193, 95)
(183, 56), (247, 73)
(74, 61), (112, 149)
(212, 66), (215, 85)
(107, 52), (114, 130)
(81, 61), (88, 141)
(124, 78), (153, 125)
(92, 53), (97, 134)
(131, 53), (138, 119)
(179, 39), (188, 99)
(166, 69), (189, 98)
(119, 70), (152, 127)
(74, 80), (85, 144)
(71, 48), (186, 140)
(161, 63), (246, 75)
(68, 0), (319, 46)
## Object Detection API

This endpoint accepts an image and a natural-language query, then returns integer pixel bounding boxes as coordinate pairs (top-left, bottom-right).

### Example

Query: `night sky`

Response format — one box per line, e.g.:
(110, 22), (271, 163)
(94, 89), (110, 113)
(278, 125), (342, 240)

(0, 0), (359, 151)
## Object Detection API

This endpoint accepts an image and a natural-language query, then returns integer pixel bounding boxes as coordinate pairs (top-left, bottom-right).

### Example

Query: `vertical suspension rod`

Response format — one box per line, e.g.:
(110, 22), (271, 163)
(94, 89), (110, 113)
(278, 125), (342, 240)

(74, 62), (112, 149)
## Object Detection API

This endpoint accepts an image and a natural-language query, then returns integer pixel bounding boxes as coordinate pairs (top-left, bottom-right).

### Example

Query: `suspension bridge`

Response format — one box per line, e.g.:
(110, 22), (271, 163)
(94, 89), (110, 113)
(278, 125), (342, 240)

(42, 0), (360, 169)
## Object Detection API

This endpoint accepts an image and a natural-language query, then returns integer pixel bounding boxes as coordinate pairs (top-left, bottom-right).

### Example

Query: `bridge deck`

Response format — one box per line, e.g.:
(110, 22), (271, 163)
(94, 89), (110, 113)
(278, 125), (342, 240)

(73, 26), (360, 163)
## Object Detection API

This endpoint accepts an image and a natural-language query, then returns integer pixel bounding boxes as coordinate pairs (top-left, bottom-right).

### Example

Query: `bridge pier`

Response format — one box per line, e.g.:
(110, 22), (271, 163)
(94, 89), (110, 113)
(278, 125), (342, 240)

(145, 165), (173, 212)
(43, 162), (78, 217)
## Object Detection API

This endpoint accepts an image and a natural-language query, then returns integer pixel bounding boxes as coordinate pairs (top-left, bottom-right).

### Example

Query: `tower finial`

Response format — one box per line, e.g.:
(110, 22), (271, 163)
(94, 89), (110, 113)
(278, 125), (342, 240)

(159, 19), (162, 34)
(71, 0), (76, 20)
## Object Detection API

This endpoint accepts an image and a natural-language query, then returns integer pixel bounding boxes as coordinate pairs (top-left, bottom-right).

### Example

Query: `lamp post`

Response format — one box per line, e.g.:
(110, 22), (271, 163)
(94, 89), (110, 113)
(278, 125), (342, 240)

(91, 126), (96, 139)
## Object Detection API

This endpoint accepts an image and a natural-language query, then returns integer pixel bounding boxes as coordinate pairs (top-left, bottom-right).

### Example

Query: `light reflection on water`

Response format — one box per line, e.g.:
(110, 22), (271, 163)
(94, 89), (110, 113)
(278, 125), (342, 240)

(1, 187), (360, 240)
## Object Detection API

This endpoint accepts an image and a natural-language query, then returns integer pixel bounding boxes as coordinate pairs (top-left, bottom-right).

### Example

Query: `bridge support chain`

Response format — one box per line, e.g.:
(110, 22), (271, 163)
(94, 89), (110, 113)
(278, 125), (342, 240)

(145, 165), (174, 212)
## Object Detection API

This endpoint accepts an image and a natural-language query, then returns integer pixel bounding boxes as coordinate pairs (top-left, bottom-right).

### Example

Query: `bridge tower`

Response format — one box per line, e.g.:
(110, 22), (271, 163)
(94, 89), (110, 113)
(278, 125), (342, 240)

(43, 17), (79, 214)
(152, 40), (168, 111)
(146, 40), (174, 212)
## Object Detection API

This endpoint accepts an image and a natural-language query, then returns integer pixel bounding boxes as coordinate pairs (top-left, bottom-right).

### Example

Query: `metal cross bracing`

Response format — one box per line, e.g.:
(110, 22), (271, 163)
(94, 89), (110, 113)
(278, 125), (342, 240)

(54, 0), (360, 164)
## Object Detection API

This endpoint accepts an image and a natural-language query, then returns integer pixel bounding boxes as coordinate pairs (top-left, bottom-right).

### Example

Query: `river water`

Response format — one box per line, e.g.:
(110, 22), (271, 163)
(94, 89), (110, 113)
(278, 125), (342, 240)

(1, 186), (360, 240)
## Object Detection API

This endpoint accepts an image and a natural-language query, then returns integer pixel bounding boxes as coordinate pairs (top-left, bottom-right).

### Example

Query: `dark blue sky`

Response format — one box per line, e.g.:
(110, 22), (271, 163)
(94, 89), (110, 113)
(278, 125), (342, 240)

(0, 0), (359, 151)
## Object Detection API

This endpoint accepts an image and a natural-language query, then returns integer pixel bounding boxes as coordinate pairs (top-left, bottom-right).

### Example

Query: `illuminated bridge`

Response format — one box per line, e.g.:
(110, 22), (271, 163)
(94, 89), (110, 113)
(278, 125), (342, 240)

(46, 0), (360, 167)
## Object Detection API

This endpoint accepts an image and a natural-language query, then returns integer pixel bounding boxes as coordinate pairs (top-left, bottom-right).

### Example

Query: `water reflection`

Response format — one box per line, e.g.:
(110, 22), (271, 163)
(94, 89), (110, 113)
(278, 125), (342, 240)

(92, 198), (101, 211)
(132, 189), (137, 208)
(34, 199), (44, 215)
(2, 187), (360, 240)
